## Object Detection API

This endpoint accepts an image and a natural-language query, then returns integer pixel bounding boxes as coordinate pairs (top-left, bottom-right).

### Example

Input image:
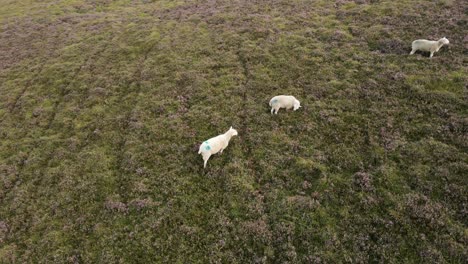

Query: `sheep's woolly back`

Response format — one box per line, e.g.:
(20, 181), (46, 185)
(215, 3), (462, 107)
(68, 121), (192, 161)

(412, 40), (438, 51)
(269, 95), (301, 113)
(270, 95), (295, 106)
(198, 127), (238, 155)
(411, 37), (449, 52)
(198, 127), (238, 168)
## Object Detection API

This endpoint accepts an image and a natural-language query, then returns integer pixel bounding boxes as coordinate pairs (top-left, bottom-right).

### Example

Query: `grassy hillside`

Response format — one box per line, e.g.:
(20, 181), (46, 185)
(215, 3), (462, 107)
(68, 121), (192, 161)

(0, 0), (466, 262)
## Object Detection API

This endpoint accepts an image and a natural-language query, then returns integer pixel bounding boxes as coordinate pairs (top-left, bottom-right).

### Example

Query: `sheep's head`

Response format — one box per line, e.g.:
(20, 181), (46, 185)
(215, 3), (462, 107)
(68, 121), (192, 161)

(229, 126), (238, 136)
(440, 37), (449, 45)
(293, 99), (301, 111)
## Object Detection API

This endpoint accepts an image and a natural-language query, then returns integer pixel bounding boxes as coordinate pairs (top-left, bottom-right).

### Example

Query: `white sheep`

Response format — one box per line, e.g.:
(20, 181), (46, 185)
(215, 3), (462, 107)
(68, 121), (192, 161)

(410, 37), (449, 58)
(269, 95), (301, 114)
(198, 126), (238, 168)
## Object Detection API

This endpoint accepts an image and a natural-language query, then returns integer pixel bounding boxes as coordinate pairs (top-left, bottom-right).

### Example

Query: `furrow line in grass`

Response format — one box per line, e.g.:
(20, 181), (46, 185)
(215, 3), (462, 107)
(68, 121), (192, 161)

(236, 47), (260, 180)
(6, 65), (45, 114)
(113, 44), (158, 202)
(0, 41), (117, 204)
(0, 20), (132, 204)
(0, 29), (134, 254)
(18, 29), (143, 255)
(44, 46), (107, 130)
(0, 25), (93, 200)
(1, 19), (79, 124)
(0, 63), (48, 127)
(0, 147), (30, 201)
(27, 28), (129, 192)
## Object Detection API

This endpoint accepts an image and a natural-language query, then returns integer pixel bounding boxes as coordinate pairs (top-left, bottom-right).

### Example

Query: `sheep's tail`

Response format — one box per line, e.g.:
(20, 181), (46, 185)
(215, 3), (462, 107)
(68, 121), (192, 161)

(198, 144), (203, 154)
(269, 98), (274, 107)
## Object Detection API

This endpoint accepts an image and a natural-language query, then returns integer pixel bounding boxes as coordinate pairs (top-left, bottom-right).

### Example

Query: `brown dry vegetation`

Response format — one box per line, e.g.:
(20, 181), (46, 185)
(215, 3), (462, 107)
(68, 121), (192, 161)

(0, 0), (467, 263)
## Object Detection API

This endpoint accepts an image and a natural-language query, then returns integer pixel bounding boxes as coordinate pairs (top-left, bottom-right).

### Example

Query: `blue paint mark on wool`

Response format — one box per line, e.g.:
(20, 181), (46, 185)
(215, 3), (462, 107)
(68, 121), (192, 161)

(204, 141), (211, 150)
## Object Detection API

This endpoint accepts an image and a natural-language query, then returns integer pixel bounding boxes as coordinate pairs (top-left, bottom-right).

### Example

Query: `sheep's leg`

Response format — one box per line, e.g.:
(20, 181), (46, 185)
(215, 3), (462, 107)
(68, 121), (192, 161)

(430, 52), (434, 58)
(271, 108), (274, 114)
(203, 154), (211, 168)
(220, 142), (228, 154)
(275, 107), (279, 114)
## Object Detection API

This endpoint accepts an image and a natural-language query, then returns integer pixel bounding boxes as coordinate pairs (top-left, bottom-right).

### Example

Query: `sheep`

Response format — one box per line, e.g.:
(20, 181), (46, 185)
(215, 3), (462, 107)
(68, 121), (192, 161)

(198, 126), (238, 168)
(410, 37), (449, 58)
(269, 95), (301, 114)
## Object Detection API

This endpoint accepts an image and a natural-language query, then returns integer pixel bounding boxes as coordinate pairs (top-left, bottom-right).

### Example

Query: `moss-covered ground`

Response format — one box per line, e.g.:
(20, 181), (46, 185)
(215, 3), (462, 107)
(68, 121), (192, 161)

(0, 0), (467, 263)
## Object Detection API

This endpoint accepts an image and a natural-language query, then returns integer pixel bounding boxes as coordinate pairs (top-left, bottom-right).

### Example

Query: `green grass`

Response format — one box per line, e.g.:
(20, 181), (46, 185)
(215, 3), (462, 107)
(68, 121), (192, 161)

(0, 0), (467, 263)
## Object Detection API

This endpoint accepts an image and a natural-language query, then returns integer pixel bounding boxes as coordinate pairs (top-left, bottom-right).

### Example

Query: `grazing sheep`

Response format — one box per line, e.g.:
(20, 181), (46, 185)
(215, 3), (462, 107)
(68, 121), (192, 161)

(410, 37), (449, 58)
(269, 95), (301, 114)
(198, 126), (238, 168)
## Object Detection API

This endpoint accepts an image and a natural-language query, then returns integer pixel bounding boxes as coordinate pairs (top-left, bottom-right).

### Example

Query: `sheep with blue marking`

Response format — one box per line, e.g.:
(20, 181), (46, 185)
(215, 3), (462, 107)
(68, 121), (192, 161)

(198, 126), (238, 168)
(269, 95), (301, 114)
(410, 37), (449, 58)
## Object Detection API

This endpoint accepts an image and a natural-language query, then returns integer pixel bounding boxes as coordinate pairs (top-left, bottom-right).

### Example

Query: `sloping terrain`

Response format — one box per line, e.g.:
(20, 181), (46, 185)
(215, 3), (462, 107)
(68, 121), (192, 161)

(0, 0), (467, 263)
